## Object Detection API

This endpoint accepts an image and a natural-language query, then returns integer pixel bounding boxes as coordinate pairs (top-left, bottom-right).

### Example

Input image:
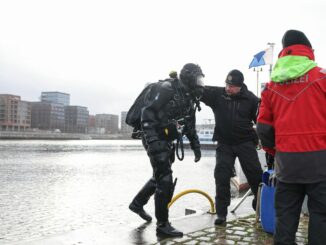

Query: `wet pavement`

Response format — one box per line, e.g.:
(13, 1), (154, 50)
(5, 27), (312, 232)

(7, 195), (309, 245)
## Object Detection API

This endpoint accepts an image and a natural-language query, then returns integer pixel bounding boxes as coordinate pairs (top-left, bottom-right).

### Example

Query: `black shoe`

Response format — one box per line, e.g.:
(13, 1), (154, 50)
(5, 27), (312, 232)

(156, 222), (183, 237)
(129, 202), (152, 222)
(214, 215), (226, 225)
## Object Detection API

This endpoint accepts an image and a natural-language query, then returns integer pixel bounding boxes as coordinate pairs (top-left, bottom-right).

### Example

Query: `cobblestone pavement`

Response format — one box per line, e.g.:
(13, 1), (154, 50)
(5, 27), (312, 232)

(155, 215), (309, 245)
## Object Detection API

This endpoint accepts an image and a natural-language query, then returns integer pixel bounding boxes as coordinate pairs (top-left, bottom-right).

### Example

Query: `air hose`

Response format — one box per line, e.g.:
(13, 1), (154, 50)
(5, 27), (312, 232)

(176, 134), (184, 161)
(168, 189), (216, 214)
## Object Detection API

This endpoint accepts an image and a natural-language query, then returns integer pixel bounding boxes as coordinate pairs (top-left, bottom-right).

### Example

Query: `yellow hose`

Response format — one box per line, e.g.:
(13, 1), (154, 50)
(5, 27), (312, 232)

(168, 189), (216, 214)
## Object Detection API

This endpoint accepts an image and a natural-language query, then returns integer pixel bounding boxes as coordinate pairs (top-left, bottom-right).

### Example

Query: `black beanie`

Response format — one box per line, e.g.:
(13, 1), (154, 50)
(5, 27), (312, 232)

(225, 69), (244, 87)
(282, 30), (312, 48)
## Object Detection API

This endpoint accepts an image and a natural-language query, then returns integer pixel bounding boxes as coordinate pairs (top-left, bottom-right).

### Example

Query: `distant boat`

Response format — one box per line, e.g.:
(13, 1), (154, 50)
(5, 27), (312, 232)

(183, 128), (217, 147)
(197, 128), (217, 146)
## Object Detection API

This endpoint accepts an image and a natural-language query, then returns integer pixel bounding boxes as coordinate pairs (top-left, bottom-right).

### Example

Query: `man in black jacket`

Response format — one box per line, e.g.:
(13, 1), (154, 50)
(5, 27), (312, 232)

(201, 69), (263, 225)
(129, 63), (203, 237)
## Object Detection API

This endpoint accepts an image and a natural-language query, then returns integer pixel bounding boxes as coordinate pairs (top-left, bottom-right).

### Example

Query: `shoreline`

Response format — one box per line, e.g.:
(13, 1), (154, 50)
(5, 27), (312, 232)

(0, 131), (130, 140)
(0, 132), (218, 150)
(0, 132), (218, 148)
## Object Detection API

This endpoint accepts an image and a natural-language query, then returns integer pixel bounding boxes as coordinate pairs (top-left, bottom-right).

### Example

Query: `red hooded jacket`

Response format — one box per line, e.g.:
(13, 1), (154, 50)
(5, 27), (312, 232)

(257, 44), (326, 183)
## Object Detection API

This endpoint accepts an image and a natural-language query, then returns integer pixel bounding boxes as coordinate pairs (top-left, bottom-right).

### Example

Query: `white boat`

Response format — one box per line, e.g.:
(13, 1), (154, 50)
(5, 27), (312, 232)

(197, 128), (216, 146)
(183, 125), (216, 147)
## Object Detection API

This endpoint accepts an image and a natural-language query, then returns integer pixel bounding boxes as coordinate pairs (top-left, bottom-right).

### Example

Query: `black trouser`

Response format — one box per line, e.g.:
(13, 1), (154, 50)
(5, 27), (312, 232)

(274, 180), (326, 245)
(214, 141), (262, 216)
(131, 140), (174, 223)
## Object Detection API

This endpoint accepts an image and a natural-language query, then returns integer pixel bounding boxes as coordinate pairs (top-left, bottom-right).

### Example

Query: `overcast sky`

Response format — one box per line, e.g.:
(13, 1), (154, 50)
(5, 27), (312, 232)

(0, 0), (325, 124)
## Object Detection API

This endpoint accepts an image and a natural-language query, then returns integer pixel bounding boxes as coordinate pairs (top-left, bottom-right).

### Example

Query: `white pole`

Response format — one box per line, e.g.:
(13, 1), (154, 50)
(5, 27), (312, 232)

(256, 68), (259, 96)
(267, 42), (275, 79)
(230, 189), (252, 213)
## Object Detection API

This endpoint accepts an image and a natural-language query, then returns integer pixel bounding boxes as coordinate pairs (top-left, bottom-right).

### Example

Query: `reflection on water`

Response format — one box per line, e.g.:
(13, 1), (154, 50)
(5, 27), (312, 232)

(0, 140), (234, 243)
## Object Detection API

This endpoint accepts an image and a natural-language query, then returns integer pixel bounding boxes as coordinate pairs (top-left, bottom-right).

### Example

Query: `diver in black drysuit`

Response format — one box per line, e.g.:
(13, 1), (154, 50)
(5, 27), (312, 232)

(129, 63), (204, 237)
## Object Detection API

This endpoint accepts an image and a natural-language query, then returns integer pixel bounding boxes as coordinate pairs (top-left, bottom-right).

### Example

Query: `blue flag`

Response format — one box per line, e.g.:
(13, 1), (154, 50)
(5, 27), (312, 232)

(249, 47), (273, 68)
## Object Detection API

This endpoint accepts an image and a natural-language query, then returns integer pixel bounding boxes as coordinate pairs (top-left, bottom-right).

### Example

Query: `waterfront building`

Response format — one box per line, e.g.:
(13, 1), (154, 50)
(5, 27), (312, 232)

(0, 94), (31, 131)
(64, 106), (89, 133)
(31, 102), (65, 131)
(87, 115), (105, 134)
(95, 114), (119, 134)
(88, 115), (96, 128)
(41, 91), (70, 106)
(120, 111), (133, 135)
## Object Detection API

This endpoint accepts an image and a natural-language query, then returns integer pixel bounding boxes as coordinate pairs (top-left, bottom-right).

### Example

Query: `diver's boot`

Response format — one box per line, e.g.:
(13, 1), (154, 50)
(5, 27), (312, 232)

(214, 215), (227, 225)
(156, 222), (183, 237)
(129, 202), (152, 222)
(129, 178), (156, 222)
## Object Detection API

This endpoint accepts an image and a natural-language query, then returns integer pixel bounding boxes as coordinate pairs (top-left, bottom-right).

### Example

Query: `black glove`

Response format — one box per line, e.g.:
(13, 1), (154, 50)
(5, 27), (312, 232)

(265, 152), (275, 170)
(147, 140), (169, 155)
(193, 148), (201, 162)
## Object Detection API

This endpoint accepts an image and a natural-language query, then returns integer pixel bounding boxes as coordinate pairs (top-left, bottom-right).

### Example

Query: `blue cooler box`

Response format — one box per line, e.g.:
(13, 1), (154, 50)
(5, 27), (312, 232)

(260, 170), (276, 234)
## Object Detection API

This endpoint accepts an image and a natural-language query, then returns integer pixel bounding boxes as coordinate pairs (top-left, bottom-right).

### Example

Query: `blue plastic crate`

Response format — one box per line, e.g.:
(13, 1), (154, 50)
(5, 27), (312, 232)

(260, 183), (276, 234)
(260, 169), (276, 234)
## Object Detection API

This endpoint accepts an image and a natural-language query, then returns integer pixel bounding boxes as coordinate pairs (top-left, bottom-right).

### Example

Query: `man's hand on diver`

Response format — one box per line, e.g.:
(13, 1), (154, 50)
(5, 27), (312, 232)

(193, 148), (201, 162)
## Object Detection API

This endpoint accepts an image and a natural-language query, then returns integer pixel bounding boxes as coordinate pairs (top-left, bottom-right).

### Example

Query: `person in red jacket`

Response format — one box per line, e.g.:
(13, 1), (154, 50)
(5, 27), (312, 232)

(257, 30), (326, 245)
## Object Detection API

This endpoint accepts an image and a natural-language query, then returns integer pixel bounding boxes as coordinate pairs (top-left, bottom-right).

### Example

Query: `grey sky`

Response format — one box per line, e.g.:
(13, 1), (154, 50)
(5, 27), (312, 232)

(0, 0), (325, 124)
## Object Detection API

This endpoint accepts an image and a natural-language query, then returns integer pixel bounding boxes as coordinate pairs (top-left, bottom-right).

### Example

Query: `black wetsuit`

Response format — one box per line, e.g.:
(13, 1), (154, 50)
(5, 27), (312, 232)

(131, 78), (201, 223)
